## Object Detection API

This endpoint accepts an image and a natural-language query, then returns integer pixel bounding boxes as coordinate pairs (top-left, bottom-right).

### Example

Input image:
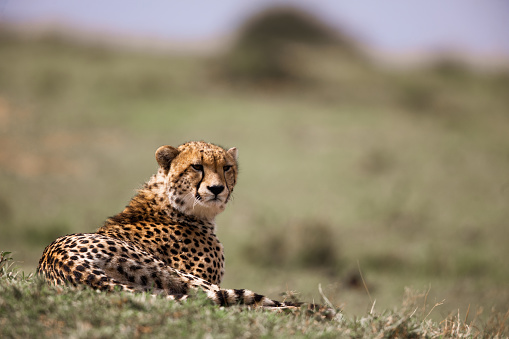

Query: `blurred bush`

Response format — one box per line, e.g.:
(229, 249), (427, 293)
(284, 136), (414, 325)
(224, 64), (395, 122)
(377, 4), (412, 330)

(242, 219), (341, 272)
(222, 6), (360, 83)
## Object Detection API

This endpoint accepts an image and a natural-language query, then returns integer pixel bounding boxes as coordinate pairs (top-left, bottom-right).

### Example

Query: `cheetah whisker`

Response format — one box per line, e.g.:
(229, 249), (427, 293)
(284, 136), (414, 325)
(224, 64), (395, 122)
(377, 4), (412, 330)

(183, 191), (203, 210)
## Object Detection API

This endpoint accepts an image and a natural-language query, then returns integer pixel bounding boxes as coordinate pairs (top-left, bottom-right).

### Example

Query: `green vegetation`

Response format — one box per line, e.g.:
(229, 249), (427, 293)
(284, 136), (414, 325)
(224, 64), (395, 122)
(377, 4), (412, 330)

(0, 28), (508, 336)
(2, 252), (507, 338)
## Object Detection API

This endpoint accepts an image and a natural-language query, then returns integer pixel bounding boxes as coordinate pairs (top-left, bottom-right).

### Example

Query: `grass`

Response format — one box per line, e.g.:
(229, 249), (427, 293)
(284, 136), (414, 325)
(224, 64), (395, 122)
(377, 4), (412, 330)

(1, 252), (507, 338)
(0, 30), (508, 335)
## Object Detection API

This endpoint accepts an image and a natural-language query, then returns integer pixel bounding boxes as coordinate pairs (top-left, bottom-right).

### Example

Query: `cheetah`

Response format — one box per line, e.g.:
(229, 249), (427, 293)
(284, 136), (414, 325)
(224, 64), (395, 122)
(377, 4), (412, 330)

(37, 141), (297, 308)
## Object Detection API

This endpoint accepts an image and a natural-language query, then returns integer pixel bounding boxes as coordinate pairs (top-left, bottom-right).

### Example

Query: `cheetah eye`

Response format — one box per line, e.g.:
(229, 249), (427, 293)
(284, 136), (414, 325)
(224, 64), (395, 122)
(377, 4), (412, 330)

(223, 165), (232, 172)
(191, 164), (203, 171)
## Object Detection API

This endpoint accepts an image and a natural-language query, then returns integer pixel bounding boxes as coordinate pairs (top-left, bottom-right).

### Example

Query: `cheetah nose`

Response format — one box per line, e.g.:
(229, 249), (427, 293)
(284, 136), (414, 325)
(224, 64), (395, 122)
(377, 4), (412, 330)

(208, 185), (225, 196)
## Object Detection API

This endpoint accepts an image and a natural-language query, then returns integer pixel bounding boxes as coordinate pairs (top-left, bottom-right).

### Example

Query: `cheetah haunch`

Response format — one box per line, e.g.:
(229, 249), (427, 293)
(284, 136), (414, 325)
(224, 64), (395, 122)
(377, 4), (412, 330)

(38, 141), (295, 308)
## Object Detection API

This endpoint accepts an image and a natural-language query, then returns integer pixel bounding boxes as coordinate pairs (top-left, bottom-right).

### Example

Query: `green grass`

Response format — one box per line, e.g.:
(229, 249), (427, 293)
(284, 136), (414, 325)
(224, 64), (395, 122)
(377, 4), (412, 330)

(1, 252), (507, 338)
(0, 31), (509, 335)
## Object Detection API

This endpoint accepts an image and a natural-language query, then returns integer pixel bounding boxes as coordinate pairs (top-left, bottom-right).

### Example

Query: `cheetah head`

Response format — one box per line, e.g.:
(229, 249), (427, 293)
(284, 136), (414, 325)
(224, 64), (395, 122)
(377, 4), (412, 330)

(155, 141), (238, 221)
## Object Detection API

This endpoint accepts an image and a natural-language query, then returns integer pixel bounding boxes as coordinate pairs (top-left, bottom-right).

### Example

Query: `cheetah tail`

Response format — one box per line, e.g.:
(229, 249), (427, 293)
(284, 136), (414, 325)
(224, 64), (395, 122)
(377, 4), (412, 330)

(207, 288), (302, 308)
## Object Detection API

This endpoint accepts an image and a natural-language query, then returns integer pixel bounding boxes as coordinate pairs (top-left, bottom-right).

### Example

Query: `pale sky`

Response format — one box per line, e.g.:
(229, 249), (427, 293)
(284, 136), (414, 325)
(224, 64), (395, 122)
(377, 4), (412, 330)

(2, 0), (509, 56)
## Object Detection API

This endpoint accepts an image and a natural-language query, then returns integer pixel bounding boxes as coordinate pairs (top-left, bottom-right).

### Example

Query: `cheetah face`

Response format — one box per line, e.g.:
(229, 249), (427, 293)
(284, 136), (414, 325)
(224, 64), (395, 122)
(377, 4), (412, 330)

(156, 142), (238, 221)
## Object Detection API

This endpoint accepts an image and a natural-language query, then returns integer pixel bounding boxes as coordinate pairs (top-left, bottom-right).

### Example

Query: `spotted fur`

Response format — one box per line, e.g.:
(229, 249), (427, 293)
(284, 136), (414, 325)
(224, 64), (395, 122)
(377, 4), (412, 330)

(37, 141), (297, 308)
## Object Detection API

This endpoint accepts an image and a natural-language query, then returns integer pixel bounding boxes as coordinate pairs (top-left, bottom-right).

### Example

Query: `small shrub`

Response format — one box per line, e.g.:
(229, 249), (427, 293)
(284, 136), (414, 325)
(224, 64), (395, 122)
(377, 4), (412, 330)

(0, 251), (33, 281)
(293, 221), (338, 269)
(0, 251), (14, 277)
(243, 219), (341, 271)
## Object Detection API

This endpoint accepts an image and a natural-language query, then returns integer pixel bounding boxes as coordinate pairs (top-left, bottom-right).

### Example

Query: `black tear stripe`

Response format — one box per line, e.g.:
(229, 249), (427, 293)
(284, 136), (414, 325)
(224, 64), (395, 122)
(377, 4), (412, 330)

(195, 154), (205, 196)
(224, 177), (230, 202)
(223, 161), (232, 202)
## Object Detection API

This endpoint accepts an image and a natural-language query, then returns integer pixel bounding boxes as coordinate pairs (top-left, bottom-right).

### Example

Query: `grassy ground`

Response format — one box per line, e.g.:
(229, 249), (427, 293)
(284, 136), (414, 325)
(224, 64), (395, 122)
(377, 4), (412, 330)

(0, 31), (508, 335)
(1, 252), (507, 338)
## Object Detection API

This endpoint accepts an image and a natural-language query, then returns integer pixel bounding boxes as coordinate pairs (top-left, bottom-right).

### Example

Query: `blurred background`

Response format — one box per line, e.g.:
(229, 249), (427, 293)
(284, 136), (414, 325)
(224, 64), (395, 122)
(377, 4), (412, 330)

(1, 0), (508, 318)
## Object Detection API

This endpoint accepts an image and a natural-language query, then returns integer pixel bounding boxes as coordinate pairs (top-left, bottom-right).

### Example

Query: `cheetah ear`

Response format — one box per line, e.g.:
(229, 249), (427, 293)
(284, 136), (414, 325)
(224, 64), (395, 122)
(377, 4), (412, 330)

(227, 147), (238, 161)
(155, 146), (180, 170)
